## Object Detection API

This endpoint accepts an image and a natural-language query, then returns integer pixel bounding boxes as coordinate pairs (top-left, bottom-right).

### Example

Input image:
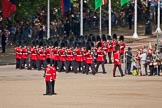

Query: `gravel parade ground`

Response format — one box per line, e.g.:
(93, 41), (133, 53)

(0, 65), (162, 108)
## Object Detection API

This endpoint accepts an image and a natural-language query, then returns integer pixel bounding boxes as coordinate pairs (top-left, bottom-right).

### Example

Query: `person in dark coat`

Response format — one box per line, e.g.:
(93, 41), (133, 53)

(1, 30), (7, 53)
(125, 47), (132, 75)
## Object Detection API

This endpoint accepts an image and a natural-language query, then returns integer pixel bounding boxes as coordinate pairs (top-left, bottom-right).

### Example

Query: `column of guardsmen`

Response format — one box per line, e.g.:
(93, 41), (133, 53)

(15, 34), (126, 76)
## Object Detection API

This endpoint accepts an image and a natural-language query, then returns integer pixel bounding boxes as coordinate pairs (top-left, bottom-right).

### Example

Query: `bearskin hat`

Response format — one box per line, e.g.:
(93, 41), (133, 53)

(35, 40), (39, 46)
(16, 40), (22, 46)
(31, 40), (36, 46)
(86, 44), (91, 51)
(97, 41), (102, 47)
(96, 35), (101, 41)
(87, 36), (92, 42)
(92, 35), (96, 42)
(39, 40), (44, 46)
(107, 35), (112, 40)
(119, 35), (124, 41)
(54, 41), (58, 47)
(112, 34), (117, 40)
(60, 42), (65, 48)
(102, 34), (107, 41)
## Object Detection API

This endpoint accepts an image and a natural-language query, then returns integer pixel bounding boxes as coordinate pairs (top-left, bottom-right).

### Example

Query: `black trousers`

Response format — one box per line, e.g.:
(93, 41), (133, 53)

(51, 80), (55, 94)
(30, 60), (37, 69)
(74, 61), (85, 73)
(38, 60), (46, 70)
(53, 60), (59, 70)
(96, 61), (105, 73)
(58, 61), (66, 72)
(16, 58), (21, 69)
(113, 64), (124, 77)
(149, 65), (154, 76)
(108, 52), (112, 63)
(21, 58), (29, 69)
(46, 81), (52, 95)
(65, 61), (72, 72)
(126, 62), (131, 74)
(85, 63), (96, 75)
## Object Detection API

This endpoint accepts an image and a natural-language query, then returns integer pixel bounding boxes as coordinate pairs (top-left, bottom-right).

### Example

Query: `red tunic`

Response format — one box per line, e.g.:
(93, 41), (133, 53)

(59, 49), (66, 61)
(118, 41), (126, 54)
(15, 47), (22, 59)
(50, 67), (56, 80)
(66, 49), (73, 61)
(45, 48), (51, 59)
(52, 48), (59, 60)
(30, 47), (37, 60)
(85, 52), (93, 64)
(21, 47), (28, 59)
(96, 49), (104, 62)
(102, 41), (108, 52)
(38, 48), (45, 60)
(113, 52), (120, 65)
(75, 48), (83, 62)
(112, 40), (117, 52)
(45, 67), (52, 81)
(107, 41), (113, 53)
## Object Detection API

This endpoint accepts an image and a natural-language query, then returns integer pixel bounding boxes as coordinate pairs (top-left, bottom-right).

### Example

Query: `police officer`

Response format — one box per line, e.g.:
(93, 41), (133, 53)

(125, 47), (132, 75)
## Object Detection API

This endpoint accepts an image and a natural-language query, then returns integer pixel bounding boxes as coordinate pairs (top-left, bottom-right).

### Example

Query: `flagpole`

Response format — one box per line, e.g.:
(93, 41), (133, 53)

(80, 0), (83, 36)
(47, 0), (50, 39)
(108, 0), (111, 36)
(99, 7), (102, 37)
(133, 0), (138, 38)
(156, 0), (161, 33)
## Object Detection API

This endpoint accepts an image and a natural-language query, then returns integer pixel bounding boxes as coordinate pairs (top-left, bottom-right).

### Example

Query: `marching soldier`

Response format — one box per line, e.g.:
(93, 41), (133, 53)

(37, 41), (46, 70)
(107, 35), (113, 64)
(74, 42), (84, 73)
(65, 45), (73, 73)
(85, 43), (96, 75)
(101, 34), (108, 64)
(112, 34), (118, 53)
(118, 35), (126, 63)
(29, 40), (37, 70)
(45, 42), (52, 65)
(58, 42), (66, 72)
(15, 41), (22, 69)
(21, 42), (29, 69)
(113, 45), (124, 77)
(96, 42), (106, 74)
(52, 41), (59, 70)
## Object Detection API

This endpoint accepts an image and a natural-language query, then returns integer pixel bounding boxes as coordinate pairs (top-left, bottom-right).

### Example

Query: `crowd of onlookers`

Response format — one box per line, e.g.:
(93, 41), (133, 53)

(127, 46), (162, 76)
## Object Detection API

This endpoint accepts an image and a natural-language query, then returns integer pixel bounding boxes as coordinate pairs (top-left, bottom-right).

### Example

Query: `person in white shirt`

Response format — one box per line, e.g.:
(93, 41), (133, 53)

(140, 49), (147, 76)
